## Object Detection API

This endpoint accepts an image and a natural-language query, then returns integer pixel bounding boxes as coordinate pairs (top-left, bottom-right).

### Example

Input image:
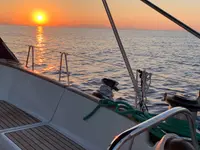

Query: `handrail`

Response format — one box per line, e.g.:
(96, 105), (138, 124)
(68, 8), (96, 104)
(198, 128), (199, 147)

(108, 107), (198, 150)
(26, 45), (35, 71)
(59, 52), (70, 86)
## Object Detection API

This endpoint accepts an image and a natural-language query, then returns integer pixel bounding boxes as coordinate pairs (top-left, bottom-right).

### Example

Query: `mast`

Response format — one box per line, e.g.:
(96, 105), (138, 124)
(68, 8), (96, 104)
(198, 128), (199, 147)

(141, 0), (200, 40)
(102, 0), (141, 108)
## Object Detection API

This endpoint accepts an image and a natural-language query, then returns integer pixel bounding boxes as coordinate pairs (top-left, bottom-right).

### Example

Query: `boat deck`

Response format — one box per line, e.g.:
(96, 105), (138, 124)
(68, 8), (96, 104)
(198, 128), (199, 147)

(6, 125), (85, 150)
(0, 100), (40, 129)
(0, 100), (85, 150)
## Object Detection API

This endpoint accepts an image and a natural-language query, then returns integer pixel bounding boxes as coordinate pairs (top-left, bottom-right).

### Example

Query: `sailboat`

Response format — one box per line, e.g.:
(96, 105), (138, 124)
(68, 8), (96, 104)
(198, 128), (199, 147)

(0, 0), (199, 149)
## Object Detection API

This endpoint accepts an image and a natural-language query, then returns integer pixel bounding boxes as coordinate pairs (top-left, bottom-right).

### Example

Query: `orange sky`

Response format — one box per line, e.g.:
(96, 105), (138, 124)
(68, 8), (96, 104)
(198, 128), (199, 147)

(0, 0), (200, 30)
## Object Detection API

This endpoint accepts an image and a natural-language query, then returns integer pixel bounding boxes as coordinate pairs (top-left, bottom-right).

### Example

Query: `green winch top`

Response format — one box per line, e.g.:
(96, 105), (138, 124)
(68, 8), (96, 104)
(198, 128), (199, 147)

(83, 99), (200, 144)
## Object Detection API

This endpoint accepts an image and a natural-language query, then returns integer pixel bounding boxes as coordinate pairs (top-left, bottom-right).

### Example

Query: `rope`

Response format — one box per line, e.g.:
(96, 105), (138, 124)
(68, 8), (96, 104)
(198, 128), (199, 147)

(83, 99), (200, 144)
(83, 99), (134, 121)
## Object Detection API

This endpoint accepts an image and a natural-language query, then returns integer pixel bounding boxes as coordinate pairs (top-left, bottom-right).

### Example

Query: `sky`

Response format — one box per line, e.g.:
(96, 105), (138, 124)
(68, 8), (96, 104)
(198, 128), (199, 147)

(1, 0), (200, 30)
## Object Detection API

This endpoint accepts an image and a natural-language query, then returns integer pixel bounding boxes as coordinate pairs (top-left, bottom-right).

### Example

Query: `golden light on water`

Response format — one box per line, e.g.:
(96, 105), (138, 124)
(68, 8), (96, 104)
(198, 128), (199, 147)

(36, 26), (44, 45)
(32, 11), (48, 25)
(35, 26), (55, 74)
(36, 26), (45, 65)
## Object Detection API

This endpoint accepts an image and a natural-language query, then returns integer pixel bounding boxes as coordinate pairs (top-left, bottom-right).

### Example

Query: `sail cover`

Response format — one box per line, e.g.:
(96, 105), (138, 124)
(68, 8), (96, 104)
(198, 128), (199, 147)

(0, 38), (19, 63)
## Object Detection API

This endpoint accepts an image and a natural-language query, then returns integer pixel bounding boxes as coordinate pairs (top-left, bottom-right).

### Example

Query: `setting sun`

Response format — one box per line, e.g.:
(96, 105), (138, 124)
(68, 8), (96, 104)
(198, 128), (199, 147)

(32, 11), (48, 25)
(37, 15), (43, 21)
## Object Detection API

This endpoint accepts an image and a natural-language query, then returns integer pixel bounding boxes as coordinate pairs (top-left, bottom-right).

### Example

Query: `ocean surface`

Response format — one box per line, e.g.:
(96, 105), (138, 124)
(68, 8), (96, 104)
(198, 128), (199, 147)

(0, 25), (199, 113)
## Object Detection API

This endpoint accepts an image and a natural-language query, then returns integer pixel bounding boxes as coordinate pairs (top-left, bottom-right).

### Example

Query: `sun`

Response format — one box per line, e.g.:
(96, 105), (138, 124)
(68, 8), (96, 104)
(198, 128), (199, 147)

(32, 11), (48, 25)
(37, 15), (43, 21)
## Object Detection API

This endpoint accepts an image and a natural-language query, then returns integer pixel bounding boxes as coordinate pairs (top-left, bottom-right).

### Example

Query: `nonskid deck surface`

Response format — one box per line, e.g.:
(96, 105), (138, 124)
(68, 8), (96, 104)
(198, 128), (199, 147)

(0, 100), (40, 129)
(6, 125), (85, 150)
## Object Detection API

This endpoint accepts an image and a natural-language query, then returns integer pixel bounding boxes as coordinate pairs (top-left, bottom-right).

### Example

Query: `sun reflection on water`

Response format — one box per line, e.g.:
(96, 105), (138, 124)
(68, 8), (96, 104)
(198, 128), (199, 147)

(36, 26), (45, 64)
(35, 26), (57, 74)
(36, 26), (44, 46)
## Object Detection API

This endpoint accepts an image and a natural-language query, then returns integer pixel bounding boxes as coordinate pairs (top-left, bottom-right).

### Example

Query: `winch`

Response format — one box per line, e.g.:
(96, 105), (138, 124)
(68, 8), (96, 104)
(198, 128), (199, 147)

(164, 91), (200, 120)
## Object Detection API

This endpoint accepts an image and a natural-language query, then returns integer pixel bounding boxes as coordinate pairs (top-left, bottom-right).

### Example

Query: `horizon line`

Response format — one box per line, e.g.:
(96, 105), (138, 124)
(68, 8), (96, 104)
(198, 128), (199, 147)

(0, 23), (190, 32)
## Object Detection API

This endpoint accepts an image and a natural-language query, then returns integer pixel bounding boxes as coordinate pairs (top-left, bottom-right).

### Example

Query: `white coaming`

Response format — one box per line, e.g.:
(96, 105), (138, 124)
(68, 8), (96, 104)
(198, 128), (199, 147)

(0, 65), (15, 100)
(0, 63), (65, 121)
(8, 69), (65, 121)
(50, 88), (152, 150)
